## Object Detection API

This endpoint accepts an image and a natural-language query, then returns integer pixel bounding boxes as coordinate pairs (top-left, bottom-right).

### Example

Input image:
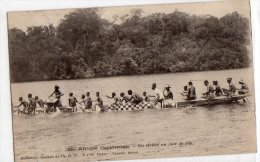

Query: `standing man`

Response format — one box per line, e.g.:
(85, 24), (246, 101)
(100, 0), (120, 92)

(68, 92), (78, 112)
(95, 92), (104, 111)
(28, 93), (37, 114)
(49, 85), (64, 111)
(152, 83), (164, 108)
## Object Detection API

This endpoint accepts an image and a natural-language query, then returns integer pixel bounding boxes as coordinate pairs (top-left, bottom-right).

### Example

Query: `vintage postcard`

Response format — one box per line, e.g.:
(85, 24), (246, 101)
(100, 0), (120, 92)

(8, 0), (256, 161)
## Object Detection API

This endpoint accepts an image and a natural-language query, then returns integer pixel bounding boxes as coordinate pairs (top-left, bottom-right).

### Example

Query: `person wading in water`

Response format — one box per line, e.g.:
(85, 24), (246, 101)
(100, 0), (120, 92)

(49, 85), (64, 112)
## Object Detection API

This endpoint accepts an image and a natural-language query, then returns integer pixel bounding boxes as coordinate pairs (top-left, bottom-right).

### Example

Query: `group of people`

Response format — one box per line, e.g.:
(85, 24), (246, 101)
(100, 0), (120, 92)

(13, 83), (173, 114)
(13, 94), (45, 114)
(180, 77), (249, 101)
(13, 77), (249, 115)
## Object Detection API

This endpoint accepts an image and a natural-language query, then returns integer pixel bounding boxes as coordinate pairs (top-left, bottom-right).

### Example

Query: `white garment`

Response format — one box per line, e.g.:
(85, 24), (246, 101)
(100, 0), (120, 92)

(154, 88), (164, 100)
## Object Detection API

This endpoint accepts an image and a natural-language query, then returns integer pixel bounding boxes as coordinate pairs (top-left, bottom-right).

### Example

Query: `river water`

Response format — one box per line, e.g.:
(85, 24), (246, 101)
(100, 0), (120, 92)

(11, 68), (256, 162)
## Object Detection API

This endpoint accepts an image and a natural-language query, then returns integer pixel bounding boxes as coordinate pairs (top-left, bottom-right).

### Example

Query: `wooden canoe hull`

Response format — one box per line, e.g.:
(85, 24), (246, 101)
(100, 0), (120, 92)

(175, 95), (249, 108)
(43, 95), (250, 114)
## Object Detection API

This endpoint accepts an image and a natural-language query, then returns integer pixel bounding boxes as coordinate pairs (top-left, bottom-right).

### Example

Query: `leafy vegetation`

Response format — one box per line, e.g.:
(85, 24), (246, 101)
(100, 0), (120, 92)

(9, 9), (250, 82)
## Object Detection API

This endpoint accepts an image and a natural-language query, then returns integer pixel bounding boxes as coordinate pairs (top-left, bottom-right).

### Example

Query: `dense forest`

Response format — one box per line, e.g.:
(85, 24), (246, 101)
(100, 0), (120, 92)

(9, 9), (250, 82)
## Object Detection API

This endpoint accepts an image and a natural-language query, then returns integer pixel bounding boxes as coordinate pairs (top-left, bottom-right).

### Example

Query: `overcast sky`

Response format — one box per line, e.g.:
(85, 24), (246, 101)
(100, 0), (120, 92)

(8, 0), (251, 31)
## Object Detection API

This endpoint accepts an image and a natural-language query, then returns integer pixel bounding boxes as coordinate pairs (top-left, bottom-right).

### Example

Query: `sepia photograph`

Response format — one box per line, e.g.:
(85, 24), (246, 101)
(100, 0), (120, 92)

(8, 0), (256, 161)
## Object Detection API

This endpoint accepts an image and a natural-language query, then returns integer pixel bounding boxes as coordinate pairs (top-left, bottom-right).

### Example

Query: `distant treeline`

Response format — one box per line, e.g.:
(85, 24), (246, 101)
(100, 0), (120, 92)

(9, 9), (250, 82)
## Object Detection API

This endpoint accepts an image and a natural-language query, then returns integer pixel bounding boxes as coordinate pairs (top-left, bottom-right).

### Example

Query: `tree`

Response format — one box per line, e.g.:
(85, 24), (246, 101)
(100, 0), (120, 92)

(9, 10), (251, 82)
(57, 9), (109, 67)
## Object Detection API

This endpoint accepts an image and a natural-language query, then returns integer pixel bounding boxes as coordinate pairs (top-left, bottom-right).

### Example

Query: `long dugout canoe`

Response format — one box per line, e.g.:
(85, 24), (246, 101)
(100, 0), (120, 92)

(175, 94), (249, 108)
(109, 94), (250, 110)
(58, 95), (250, 112)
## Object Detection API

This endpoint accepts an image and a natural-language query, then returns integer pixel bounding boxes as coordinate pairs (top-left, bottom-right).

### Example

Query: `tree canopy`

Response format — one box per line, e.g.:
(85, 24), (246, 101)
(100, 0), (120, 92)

(9, 9), (250, 82)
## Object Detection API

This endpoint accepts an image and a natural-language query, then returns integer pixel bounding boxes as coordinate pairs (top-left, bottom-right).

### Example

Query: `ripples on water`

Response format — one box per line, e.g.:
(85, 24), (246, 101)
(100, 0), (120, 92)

(12, 69), (256, 161)
(13, 102), (256, 161)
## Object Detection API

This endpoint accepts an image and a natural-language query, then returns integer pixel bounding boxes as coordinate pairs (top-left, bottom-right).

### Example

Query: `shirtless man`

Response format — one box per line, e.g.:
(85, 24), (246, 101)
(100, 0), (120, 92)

(13, 97), (29, 115)
(68, 92), (78, 112)
(28, 93), (37, 114)
(106, 92), (121, 106)
(49, 85), (64, 111)
(128, 90), (143, 105)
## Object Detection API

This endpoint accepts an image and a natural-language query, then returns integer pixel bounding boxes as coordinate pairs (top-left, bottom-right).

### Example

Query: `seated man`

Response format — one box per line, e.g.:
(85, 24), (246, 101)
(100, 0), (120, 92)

(128, 90), (143, 105)
(142, 91), (150, 102)
(106, 92), (121, 107)
(222, 78), (238, 102)
(238, 80), (249, 95)
(180, 85), (188, 99)
(163, 85), (173, 100)
(186, 81), (196, 100)
(213, 81), (223, 96)
(152, 83), (164, 108)
(223, 77), (236, 97)
(202, 80), (215, 99)
(119, 92), (130, 103)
